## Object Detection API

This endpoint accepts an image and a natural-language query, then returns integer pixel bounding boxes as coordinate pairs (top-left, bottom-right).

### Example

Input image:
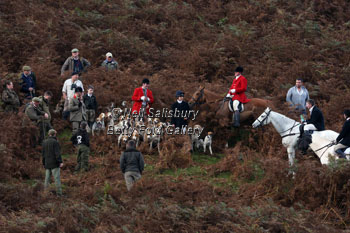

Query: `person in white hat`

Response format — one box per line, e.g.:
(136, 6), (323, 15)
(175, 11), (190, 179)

(101, 52), (118, 71)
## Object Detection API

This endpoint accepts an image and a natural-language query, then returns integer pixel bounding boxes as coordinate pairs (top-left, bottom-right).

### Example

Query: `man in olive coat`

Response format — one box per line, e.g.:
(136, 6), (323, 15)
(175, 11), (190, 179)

(2, 80), (20, 112)
(68, 87), (87, 134)
(25, 97), (49, 143)
(42, 129), (63, 196)
(61, 48), (91, 76)
(38, 91), (53, 135)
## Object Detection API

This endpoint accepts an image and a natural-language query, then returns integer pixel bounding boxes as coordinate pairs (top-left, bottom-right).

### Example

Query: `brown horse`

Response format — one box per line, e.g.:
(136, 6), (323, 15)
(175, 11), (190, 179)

(188, 85), (272, 127)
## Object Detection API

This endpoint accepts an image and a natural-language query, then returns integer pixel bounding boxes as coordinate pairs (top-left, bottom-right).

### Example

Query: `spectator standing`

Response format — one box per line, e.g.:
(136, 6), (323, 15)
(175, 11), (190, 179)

(286, 78), (309, 114)
(25, 97), (49, 144)
(120, 140), (144, 191)
(71, 122), (90, 172)
(2, 81), (20, 112)
(42, 129), (63, 196)
(20, 66), (36, 101)
(68, 87), (87, 134)
(62, 72), (84, 119)
(38, 91), (53, 134)
(83, 85), (98, 129)
(61, 48), (90, 76)
(101, 52), (118, 71)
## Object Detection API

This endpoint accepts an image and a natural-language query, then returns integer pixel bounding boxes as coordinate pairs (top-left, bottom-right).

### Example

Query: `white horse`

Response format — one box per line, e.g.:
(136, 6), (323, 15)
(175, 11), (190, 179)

(308, 133), (337, 165)
(252, 107), (339, 166)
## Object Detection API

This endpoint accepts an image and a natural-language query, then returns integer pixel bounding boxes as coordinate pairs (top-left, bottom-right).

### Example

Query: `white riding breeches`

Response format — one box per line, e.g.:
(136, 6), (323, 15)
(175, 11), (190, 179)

(233, 100), (240, 111)
(304, 124), (317, 131)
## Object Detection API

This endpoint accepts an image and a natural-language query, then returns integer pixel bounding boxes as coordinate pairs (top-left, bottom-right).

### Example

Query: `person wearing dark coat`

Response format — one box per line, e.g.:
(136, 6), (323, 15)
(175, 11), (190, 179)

(333, 110), (350, 159)
(20, 66), (37, 100)
(171, 90), (190, 130)
(300, 99), (325, 137)
(83, 85), (98, 129)
(120, 140), (144, 191)
(42, 129), (63, 195)
(71, 122), (90, 172)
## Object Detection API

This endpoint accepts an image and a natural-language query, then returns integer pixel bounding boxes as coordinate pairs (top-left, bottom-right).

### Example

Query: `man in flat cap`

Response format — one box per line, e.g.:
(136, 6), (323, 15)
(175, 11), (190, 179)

(38, 91), (54, 132)
(61, 48), (91, 77)
(20, 65), (37, 101)
(25, 97), (50, 143)
(101, 52), (118, 71)
(42, 129), (63, 196)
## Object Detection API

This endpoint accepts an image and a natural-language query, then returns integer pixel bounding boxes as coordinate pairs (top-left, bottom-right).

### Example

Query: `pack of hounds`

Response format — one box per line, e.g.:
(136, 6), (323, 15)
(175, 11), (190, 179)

(74, 101), (214, 154)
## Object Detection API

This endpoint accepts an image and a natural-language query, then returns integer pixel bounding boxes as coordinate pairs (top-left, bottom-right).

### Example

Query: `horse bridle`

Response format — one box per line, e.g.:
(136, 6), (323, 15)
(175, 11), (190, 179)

(255, 109), (301, 138)
(189, 88), (204, 108)
(255, 108), (272, 127)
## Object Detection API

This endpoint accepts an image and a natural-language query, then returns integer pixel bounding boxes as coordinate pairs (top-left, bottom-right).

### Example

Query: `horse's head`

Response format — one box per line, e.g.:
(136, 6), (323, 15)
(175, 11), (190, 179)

(252, 107), (272, 128)
(188, 85), (206, 108)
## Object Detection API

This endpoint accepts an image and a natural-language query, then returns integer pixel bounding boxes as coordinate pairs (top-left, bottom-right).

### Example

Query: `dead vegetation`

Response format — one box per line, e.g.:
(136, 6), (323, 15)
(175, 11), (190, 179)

(1, 0), (350, 231)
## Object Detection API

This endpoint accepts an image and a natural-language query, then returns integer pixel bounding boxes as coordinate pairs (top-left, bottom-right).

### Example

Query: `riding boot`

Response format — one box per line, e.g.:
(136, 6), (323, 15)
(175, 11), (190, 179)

(233, 110), (240, 128)
(335, 149), (347, 159)
(299, 124), (304, 138)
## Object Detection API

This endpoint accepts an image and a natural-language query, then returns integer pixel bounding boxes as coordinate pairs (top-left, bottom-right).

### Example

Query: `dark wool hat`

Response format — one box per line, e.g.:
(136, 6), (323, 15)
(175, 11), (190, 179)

(75, 87), (83, 93)
(176, 90), (184, 97)
(142, 78), (150, 84)
(235, 66), (243, 73)
(80, 121), (87, 129)
(71, 71), (80, 76)
(344, 110), (350, 117)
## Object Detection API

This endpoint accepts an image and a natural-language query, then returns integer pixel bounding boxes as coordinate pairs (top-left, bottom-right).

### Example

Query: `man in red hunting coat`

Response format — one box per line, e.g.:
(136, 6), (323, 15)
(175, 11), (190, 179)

(225, 66), (250, 127)
(131, 78), (154, 117)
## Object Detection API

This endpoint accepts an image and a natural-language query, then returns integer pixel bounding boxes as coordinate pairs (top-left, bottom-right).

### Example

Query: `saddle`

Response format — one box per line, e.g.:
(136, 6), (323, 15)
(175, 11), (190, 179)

(228, 99), (244, 113)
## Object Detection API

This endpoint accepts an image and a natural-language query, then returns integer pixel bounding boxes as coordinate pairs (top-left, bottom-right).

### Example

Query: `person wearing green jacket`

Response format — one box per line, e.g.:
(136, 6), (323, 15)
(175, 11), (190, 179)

(101, 52), (118, 71)
(25, 97), (49, 144)
(2, 80), (20, 113)
(61, 48), (90, 76)
(38, 91), (53, 136)
(42, 129), (63, 196)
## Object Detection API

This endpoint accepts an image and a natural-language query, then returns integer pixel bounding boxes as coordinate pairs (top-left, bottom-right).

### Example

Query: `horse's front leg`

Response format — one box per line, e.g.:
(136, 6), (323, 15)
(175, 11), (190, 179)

(287, 146), (296, 167)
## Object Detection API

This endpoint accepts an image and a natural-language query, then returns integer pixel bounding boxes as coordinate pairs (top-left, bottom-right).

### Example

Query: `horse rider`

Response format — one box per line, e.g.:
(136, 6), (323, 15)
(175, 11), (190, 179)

(225, 66), (250, 127)
(333, 109), (350, 159)
(299, 99), (325, 139)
